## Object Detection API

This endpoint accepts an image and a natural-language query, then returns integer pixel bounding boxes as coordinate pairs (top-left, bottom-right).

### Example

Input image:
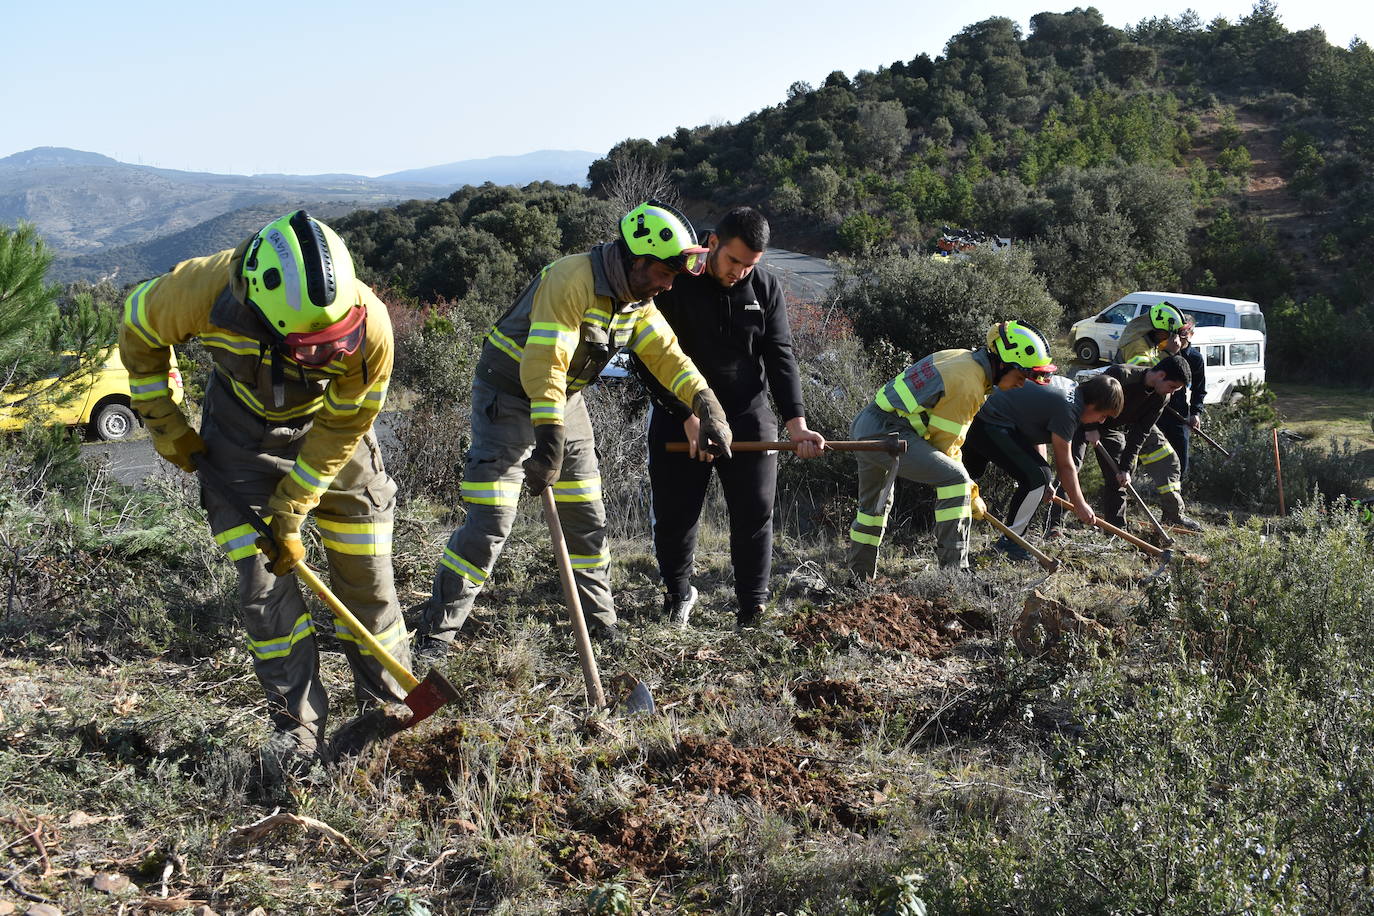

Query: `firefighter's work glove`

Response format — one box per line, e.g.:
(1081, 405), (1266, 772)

(523, 423), (565, 495)
(256, 512), (306, 577)
(970, 483), (988, 520)
(139, 397), (204, 472)
(691, 390), (733, 459)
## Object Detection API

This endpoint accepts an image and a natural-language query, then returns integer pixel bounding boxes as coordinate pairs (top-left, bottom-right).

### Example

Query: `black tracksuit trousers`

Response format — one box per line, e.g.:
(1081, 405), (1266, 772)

(962, 417), (1054, 535)
(648, 406), (777, 608)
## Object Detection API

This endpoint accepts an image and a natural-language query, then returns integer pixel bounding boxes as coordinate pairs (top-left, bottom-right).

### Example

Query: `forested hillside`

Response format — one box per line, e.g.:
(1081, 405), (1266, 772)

(328, 6), (1373, 381)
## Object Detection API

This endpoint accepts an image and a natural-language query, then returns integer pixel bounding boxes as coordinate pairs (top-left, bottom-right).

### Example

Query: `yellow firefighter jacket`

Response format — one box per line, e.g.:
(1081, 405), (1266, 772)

(872, 348), (994, 460)
(118, 244), (392, 521)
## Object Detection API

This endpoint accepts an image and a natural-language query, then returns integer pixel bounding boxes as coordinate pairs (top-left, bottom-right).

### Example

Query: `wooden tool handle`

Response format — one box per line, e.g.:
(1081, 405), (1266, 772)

(664, 439), (906, 454)
(1091, 440), (1173, 546)
(1050, 495), (1164, 557)
(980, 511), (1059, 571)
(1165, 405), (1232, 457)
(541, 488), (606, 709)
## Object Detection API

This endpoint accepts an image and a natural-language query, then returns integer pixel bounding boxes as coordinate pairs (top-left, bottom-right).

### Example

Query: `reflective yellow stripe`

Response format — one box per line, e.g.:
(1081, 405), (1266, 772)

(936, 483), (971, 499)
(316, 518), (393, 556)
(122, 278), (165, 348)
(855, 510), (887, 527)
(530, 399), (563, 424)
(289, 458), (335, 496)
(1140, 445), (1175, 464)
(928, 414), (969, 437)
(528, 321), (577, 349)
(440, 547), (487, 584)
(568, 549), (609, 569)
(247, 612), (314, 660)
(849, 528), (883, 546)
(334, 616), (408, 657)
(553, 477), (602, 503)
(487, 328), (524, 361)
(224, 375), (323, 421)
(128, 373), (170, 402)
(670, 368), (704, 400)
(1157, 481), (1181, 494)
(214, 519), (268, 561)
(461, 479), (521, 506)
(935, 504), (973, 522)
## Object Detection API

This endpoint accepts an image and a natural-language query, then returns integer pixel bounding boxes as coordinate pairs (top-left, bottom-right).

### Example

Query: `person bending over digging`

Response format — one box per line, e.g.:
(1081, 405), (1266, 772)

(1083, 355), (1202, 531)
(962, 373), (1124, 563)
(119, 211), (406, 778)
(846, 321), (1055, 578)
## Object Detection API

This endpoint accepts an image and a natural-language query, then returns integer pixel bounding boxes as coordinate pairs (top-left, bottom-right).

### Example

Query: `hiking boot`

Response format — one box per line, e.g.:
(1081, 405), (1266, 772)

(256, 730), (319, 785)
(736, 603), (767, 631)
(591, 621), (627, 646)
(412, 634), (451, 669)
(662, 586), (699, 629)
(991, 535), (1035, 565)
(1166, 514), (1204, 532)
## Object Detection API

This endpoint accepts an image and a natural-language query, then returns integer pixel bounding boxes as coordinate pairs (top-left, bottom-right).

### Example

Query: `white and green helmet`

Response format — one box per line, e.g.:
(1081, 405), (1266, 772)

(242, 210), (360, 336)
(619, 200), (709, 275)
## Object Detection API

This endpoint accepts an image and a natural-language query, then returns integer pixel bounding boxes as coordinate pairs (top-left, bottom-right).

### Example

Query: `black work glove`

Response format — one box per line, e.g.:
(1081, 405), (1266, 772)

(691, 390), (733, 459)
(523, 423), (565, 494)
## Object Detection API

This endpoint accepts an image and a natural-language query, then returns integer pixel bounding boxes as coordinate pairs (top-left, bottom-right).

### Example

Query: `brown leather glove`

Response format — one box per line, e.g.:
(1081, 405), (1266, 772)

(691, 390), (733, 459)
(255, 512), (306, 577)
(523, 423), (565, 494)
(138, 397), (204, 472)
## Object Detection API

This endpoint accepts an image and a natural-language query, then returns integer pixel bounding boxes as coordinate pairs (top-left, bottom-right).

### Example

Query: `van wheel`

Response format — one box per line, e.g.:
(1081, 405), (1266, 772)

(91, 402), (137, 441)
(1074, 339), (1100, 363)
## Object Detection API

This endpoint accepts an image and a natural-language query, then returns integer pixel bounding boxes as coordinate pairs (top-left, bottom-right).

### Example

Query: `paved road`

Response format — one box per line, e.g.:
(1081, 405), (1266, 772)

(761, 247), (837, 303)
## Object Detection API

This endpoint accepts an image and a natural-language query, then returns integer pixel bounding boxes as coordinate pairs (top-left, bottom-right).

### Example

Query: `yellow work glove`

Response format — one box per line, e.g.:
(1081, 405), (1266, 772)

(256, 512), (306, 577)
(970, 483), (988, 520)
(138, 396), (204, 472)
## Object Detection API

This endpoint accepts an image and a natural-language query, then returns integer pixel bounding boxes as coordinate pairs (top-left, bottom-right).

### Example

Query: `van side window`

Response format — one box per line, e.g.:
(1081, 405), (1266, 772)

(1190, 311), (1226, 328)
(1204, 345), (1225, 367)
(1100, 304), (1134, 325)
(1230, 342), (1261, 365)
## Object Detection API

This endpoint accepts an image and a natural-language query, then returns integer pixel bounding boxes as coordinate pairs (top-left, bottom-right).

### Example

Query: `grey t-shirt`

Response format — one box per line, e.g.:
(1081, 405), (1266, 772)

(977, 376), (1082, 444)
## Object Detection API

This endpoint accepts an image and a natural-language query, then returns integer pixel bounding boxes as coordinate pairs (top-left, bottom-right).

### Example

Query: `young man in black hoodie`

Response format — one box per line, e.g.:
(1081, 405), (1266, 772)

(634, 207), (826, 629)
(1083, 355), (1200, 530)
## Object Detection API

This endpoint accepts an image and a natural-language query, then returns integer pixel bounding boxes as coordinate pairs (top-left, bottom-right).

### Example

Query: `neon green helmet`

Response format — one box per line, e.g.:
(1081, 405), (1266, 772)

(619, 200), (709, 275)
(242, 210), (360, 336)
(987, 320), (1056, 375)
(1150, 301), (1185, 332)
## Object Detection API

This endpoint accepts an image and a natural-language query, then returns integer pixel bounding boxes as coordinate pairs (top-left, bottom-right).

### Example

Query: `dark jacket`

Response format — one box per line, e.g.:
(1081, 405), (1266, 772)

(1084, 364), (1168, 471)
(633, 263), (805, 425)
(1166, 345), (1206, 419)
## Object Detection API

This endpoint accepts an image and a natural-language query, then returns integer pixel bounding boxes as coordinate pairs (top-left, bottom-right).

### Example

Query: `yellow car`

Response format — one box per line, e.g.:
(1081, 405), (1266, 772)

(0, 347), (184, 441)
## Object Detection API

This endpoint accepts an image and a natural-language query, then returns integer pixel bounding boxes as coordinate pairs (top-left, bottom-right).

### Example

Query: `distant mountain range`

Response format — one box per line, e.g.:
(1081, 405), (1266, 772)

(0, 146), (597, 282)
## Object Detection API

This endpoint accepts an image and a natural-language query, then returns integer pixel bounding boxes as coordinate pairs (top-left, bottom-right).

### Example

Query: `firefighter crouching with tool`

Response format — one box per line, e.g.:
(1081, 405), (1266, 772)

(415, 201), (733, 660)
(1116, 301), (1184, 365)
(847, 321), (1056, 577)
(118, 211), (407, 776)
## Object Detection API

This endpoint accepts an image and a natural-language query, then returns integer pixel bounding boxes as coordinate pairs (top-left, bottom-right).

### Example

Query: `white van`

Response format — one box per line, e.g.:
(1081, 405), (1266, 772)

(1070, 326), (1265, 404)
(1189, 326), (1265, 404)
(1070, 291), (1266, 363)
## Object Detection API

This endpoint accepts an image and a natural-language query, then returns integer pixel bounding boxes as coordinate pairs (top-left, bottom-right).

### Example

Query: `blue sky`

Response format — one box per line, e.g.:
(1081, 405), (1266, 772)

(4, 0), (1367, 177)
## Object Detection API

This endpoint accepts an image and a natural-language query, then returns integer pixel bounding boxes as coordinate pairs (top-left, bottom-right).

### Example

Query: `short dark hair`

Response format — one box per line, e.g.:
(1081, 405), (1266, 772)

(714, 207), (770, 252)
(1151, 354), (1192, 385)
(1079, 373), (1124, 413)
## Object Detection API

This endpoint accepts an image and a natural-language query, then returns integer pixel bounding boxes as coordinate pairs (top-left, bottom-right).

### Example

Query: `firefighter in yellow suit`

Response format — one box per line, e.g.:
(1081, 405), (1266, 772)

(119, 210), (404, 774)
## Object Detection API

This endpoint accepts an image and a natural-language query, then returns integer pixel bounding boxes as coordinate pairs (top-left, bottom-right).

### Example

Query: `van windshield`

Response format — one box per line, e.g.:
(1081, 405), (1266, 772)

(1238, 313), (1267, 334)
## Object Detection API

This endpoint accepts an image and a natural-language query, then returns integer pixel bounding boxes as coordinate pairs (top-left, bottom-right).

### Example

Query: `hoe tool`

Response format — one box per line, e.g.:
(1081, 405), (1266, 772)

(194, 458), (459, 756)
(1090, 440), (1174, 548)
(979, 509), (1060, 574)
(1050, 495), (1176, 582)
(1164, 406), (1232, 458)
(665, 437), (907, 456)
(540, 488), (654, 716)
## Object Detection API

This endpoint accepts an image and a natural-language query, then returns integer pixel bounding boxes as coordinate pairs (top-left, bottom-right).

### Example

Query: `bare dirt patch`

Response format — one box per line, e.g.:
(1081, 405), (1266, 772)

(786, 594), (991, 656)
(789, 678), (877, 739)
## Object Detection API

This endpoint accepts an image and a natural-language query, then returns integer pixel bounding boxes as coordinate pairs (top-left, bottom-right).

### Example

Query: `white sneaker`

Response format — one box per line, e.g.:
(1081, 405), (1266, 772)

(663, 586), (699, 629)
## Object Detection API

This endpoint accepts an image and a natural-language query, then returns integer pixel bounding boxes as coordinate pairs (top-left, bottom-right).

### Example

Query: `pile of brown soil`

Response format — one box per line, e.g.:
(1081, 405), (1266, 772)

(786, 594), (991, 656)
